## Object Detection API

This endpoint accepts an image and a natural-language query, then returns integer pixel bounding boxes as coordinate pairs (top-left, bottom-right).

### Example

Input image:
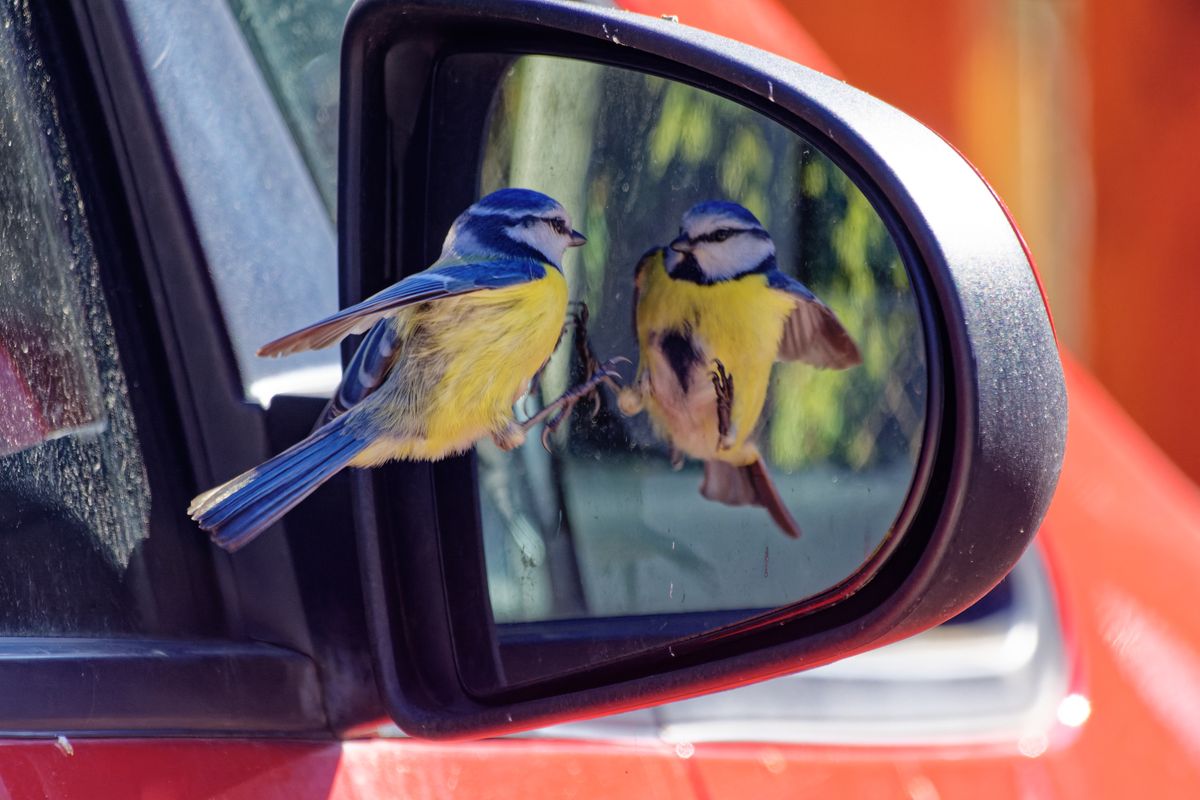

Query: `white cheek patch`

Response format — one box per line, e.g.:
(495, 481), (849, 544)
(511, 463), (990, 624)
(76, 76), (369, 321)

(508, 223), (566, 265)
(696, 236), (774, 279)
(683, 212), (730, 238)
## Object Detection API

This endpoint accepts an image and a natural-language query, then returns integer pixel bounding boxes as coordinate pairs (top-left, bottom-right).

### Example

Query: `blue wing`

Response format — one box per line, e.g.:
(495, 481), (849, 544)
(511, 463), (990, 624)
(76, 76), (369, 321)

(258, 259), (547, 357)
(189, 414), (368, 552)
(767, 270), (862, 368)
(313, 317), (399, 427)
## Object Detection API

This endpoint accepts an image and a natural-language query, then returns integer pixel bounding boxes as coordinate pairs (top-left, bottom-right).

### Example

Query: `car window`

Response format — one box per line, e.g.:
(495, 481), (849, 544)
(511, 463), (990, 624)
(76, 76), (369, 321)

(0, 0), (221, 635)
(123, 0), (340, 406)
(226, 0), (352, 216)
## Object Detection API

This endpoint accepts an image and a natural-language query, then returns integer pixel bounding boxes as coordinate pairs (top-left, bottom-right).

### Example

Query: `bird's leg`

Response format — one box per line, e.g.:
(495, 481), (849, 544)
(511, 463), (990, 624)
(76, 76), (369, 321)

(520, 358), (628, 451)
(492, 421), (527, 452)
(557, 301), (584, 342)
(521, 368), (543, 418)
(547, 300), (608, 419)
(571, 301), (609, 419)
(711, 359), (736, 451)
(558, 300), (591, 345)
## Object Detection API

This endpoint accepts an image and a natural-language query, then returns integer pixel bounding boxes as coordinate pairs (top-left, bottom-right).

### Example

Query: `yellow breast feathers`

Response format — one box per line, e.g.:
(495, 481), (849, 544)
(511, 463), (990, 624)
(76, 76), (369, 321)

(630, 249), (795, 463)
(350, 266), (567, 464)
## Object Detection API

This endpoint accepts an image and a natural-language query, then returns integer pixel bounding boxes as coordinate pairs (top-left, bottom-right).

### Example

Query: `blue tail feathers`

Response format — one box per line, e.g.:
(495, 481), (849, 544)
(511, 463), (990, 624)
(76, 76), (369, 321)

(188, 417), (368, 552)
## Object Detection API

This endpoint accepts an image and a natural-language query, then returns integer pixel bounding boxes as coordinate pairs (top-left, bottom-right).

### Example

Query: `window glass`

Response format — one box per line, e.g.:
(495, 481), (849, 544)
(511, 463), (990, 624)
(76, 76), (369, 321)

(0, 0), (218, 634)
(123, 0), (340, 405)
(226, 0), (353, 215)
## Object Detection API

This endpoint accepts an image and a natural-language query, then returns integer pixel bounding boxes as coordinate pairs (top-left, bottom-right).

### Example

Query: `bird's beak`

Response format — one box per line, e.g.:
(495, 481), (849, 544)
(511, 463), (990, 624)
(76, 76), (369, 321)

(569, 230), (587, 247)
(669, 233), (692, 253)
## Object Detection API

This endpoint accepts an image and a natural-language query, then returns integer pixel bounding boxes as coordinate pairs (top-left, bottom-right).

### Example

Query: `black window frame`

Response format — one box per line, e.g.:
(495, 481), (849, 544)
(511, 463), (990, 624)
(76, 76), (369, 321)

(0, 0), (383, 737)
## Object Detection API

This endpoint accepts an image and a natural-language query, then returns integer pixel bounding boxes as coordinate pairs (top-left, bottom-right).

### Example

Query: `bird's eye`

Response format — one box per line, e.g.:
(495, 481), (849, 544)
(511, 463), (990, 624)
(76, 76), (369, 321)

(548, 218), (567, 235)
(712, 229), (732, 242)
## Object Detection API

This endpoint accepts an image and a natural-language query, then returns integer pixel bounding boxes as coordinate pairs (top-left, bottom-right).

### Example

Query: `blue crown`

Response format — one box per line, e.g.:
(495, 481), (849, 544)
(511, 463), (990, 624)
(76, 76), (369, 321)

(683, 201), (764, 229)
(474, 187), (561, 215)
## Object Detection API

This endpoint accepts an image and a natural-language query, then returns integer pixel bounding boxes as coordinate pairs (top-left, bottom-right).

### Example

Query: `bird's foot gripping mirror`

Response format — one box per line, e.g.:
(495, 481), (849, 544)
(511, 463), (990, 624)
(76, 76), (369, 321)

(340, 0), (1065, 738)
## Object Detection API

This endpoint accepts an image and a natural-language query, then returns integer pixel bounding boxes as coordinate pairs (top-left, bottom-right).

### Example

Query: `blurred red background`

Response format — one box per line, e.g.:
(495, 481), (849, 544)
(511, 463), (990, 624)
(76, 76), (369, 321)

(631, 0), (1200, 486)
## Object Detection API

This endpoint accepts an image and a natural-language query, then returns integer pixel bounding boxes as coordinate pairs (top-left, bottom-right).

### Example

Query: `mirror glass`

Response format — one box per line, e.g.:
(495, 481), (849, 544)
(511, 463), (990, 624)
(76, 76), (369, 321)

(445, 54), (928, 690)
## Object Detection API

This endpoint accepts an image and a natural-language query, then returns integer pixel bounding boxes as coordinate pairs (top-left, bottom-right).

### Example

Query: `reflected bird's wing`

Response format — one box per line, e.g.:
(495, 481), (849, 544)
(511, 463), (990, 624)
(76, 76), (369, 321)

(258, 260), (547, 357)
(630, 246), (663, 338)
(619, 247), (666, 414)
(767, 270), (862, 369)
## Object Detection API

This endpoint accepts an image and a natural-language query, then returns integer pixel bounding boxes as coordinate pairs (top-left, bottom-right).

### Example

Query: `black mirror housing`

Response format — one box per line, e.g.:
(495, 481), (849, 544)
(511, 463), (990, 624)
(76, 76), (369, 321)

(338, 0), (1065, 739)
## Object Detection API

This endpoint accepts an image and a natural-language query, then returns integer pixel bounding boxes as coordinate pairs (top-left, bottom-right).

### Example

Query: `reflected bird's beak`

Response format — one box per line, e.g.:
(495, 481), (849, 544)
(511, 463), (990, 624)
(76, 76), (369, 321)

(569, 230), (588, 247)
(669, 234), (693, 253)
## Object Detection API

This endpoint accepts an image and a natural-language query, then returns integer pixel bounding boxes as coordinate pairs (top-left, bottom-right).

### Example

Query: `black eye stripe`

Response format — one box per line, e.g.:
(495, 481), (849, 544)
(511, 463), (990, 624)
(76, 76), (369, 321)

(692, 227), (763, 244)
(489, 213), (568, 232)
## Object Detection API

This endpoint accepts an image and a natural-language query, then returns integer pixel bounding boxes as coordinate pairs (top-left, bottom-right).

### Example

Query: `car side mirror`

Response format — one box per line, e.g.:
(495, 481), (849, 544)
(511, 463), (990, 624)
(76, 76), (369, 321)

(338, 0), (1065, 738)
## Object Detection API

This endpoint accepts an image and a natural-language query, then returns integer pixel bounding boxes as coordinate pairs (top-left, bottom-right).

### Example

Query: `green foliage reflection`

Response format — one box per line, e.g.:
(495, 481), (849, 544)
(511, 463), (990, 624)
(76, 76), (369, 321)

(485, 61), (924, 471)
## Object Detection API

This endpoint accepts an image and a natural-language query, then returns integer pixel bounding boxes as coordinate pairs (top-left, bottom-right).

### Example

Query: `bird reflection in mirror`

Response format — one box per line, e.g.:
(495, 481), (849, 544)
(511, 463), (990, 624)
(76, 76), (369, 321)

(618, 201), (861, 538)
(189, 188), (621, 552)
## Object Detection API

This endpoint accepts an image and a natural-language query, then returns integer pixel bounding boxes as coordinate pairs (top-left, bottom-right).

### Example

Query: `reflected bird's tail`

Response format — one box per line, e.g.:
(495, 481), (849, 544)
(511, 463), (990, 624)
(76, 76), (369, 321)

(700, 456), (802, 539)
(188, 416), (368, 552)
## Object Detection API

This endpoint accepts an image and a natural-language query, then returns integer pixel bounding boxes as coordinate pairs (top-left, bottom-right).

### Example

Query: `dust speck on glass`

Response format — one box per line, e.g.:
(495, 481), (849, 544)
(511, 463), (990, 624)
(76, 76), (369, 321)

(471, 56), (927, 623)
(0, 0), (151, 632)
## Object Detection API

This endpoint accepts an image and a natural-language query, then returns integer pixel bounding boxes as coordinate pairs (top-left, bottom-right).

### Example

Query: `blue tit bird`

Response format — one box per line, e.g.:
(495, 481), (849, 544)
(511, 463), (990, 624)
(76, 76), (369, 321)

(617, 201), (861, 539)
(189, 188), (590, 552)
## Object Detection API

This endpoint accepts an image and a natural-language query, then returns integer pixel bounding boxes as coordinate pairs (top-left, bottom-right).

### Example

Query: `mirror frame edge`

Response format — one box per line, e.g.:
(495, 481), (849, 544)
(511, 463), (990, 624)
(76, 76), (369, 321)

(338, 0), (1067, 739)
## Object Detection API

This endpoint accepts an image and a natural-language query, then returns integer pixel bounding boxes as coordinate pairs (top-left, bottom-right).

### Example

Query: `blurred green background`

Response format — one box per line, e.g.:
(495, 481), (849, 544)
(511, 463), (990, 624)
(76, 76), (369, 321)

(473, 56), (928, 621)
(482, 58), (924, 472)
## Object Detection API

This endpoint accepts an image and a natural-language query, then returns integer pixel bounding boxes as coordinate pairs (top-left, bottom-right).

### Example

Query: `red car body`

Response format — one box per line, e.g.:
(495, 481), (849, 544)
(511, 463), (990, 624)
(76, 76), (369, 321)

(5, 359), (1196, 799)
(5, 1), (1196, 797)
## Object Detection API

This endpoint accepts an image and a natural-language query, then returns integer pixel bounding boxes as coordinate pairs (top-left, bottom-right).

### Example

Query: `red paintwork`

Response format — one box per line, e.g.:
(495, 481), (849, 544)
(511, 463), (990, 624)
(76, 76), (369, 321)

(9, 356), (1200, 798)
(8, 2), (1200, 797)
(619, 0), (839, 76)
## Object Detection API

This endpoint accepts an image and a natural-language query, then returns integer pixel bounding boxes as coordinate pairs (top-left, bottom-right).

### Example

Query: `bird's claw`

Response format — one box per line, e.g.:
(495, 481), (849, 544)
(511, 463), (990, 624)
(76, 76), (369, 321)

(711, 359), (735, 450)
(525, 301), (629, 451)
(521, 358), (629, 452)
(539, 419), (558, 452)
(492, 423), (527, 452)
(571, 302), (611, 419)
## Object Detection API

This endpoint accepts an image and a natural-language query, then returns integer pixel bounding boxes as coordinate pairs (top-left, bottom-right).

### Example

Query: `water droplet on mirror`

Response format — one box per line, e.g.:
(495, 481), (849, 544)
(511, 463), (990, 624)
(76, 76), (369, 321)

(761, 748), (786, 774)
(1017, 732), (1048, 758)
